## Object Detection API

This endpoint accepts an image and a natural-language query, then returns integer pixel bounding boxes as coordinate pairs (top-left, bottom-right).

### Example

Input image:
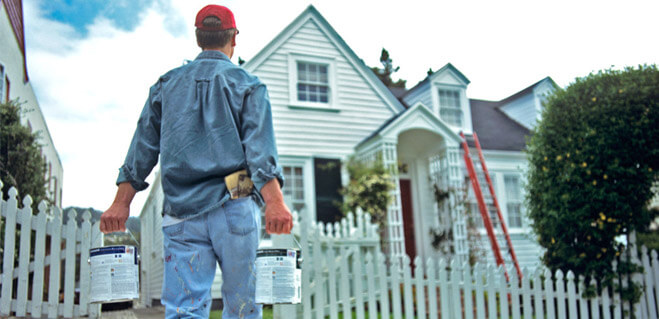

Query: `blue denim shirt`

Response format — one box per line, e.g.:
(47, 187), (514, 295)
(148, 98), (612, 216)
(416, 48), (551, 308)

(117, 50), (283, 219)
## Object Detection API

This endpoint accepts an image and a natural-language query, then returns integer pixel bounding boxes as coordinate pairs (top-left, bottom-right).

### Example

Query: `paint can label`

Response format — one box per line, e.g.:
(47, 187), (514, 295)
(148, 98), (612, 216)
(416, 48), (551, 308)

(255, 249), (301, 304)
(89, 245), (139, 303)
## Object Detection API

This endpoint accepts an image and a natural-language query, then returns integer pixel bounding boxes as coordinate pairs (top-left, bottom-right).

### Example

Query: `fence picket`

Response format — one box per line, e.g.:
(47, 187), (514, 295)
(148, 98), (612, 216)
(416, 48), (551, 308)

(78, 211), (93, 316)
(47, 206), (63, 318)
(313, 223), (325, 319)
(88, 221), (103, 318)
(450, 260), (461, 319)
(1, 187), (19, 316)
(629, 233), (643, 319)
(402, 256), (414, 319)
(612, 261), (621, 319)
(31, 202), (48, 317)
(644, 247), (658, 319)
(414, 257), (426, 319)
(522, 268), (532, 319)
(498, 266), (509, 319)
(545, 269), (556, 319)
(365, 253), (378, 319)
(326, 238), (338, 319)
(566, 271), (578, 319)
(463, 262), (474, 319)
(63, 209), (78, 317)
(427, 258), (438, 319)
(378, 253), (390, 319)
(533, 268), (544, 319)
(301, 219), (311, 319)
(555, 270), (566, 318)
(339, 247), (351, 319)
(473, 263), (485, 319)
(16, 196), (34, 317)
(511, 269), (521, 319)
(438, 259), (450, 319)
(353, 245), (365, 319)
(391, 257), (402, 319)
(486, 265), (497, 319)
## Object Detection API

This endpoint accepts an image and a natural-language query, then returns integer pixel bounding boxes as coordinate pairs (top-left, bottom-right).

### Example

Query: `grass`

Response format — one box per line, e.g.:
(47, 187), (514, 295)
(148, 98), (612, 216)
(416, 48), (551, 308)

(209, 307), (273, 319)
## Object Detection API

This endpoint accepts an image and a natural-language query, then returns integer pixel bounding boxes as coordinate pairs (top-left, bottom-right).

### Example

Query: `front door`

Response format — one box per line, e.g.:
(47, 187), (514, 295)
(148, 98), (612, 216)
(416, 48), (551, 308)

(399, 179), (416, 261)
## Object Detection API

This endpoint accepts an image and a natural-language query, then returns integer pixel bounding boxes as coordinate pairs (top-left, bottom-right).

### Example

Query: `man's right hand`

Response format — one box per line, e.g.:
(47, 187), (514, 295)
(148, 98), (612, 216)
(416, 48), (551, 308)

(100, 203), (130, 234)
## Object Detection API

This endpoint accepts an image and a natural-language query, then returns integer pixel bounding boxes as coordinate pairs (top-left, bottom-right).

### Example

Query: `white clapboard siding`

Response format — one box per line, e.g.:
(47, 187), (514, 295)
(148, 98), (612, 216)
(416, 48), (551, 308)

(297, 207), (659, 319)
(251, 18), (397, 159)
(0, 182), (102, 318)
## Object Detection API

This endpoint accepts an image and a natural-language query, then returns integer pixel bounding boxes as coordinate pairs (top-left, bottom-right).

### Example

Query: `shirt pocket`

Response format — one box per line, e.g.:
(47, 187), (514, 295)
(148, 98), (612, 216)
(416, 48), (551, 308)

(224, 197), (257, 235)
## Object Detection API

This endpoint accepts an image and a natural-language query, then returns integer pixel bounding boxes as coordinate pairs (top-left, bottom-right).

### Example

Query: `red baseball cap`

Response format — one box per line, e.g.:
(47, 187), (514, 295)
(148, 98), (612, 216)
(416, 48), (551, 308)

(195, 5), (236, 31)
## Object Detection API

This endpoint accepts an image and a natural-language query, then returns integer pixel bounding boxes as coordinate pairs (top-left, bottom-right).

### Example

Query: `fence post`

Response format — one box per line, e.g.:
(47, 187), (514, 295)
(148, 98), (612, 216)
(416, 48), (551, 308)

(48, 206), (63, 318)
(79, 211), (93, 316)
(31, 201), (49, 317)
(1, 187), (19, 316)
(16, 196), (34, 317)
(272, 232), (299, 319)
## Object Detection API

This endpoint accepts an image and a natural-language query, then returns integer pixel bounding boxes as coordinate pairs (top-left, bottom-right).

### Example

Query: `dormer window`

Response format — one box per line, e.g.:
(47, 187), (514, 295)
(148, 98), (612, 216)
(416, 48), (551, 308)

(297, 62), (329, 103)
(288, 53), (337, 111)
(438, 89), (463, 127)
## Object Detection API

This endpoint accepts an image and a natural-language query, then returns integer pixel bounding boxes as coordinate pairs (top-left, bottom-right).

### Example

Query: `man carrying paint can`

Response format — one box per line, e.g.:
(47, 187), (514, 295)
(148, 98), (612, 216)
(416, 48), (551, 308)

(100, 4), (292, 318)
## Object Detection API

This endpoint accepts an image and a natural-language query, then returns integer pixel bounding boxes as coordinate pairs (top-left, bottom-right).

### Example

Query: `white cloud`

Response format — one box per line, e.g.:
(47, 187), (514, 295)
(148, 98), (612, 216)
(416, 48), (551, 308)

(23, 0), (658, 215)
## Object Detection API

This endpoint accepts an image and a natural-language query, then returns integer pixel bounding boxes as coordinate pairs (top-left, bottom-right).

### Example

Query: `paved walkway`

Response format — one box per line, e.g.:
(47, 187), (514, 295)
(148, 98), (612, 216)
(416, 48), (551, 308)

(101, 306), (166, 319)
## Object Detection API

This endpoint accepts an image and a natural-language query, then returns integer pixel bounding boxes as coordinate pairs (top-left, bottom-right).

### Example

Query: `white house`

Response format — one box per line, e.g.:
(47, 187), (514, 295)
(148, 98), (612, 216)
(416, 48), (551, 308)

(1, 0), (64, 206)
(138, 5), (553, 305)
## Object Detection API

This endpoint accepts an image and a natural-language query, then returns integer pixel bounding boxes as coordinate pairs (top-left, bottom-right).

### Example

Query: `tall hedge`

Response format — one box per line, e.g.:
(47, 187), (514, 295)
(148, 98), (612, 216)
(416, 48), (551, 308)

(526, 65), (658, 288)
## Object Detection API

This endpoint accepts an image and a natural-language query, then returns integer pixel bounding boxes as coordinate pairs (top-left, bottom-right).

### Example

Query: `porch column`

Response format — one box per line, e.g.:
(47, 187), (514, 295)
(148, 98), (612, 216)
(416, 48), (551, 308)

(446, 145), (469, 264)
(381, 141), (405, 260)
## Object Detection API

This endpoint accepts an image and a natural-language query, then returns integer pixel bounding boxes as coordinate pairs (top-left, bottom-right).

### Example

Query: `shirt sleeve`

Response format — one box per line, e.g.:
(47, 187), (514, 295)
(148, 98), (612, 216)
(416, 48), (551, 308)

(240, 82), (284, 191)
(116, 80), (162, 191)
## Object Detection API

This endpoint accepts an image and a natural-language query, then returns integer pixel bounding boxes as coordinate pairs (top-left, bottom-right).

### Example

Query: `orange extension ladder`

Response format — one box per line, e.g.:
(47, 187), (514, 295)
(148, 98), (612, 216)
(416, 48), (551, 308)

(460, 131), (523, 280)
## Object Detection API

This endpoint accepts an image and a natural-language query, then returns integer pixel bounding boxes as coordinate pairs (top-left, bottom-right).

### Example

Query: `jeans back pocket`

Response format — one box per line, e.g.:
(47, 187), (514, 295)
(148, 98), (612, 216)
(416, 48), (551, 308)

(224, 197), (257, 235)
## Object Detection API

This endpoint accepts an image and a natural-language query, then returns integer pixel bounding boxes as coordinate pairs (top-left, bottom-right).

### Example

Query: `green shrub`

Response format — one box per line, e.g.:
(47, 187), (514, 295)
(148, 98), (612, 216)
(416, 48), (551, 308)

(526, 65), (658, 296)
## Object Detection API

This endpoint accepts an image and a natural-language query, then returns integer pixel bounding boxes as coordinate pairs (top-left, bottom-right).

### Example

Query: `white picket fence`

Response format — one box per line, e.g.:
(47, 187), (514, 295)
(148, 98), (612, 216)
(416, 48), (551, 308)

(0, 182), (103, 318)
(299, 210), (659, 319)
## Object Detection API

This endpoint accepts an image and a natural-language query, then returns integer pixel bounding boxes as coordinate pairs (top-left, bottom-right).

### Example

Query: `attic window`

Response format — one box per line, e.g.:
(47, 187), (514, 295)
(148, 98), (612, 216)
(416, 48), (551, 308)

(438, 89), (463, 127)
(297, 62), (329, 103)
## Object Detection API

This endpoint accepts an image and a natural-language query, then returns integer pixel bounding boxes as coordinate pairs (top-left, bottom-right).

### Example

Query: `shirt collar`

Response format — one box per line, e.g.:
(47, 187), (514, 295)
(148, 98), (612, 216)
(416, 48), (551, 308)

(195, 50), (231, 62)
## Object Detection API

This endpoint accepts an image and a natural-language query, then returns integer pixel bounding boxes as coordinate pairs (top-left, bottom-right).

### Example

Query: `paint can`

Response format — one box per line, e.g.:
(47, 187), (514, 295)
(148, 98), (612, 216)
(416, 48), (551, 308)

(89, 245), (139, 303)
(255, 248), (302, 304)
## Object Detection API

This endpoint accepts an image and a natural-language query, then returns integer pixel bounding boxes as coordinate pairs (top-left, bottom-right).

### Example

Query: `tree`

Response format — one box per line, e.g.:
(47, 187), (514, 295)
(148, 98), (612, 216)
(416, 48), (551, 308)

(526, 65), (658, 301)
(370, 48), (406, 88)
(0, 100), (48, 207)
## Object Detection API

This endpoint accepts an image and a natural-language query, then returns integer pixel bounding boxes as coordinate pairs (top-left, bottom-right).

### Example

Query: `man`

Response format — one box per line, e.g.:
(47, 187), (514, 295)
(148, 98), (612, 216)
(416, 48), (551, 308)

(100, 5), (292, 318)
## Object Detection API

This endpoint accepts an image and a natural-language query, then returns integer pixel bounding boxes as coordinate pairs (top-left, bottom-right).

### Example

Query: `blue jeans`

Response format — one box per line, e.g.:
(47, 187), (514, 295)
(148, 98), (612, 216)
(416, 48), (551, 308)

(161, 196), (262, 319)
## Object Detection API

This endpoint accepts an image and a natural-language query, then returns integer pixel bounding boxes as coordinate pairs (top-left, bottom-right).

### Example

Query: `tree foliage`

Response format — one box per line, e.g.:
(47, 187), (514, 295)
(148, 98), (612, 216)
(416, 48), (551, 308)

(0, 100), (48, 207)
(526, 65), (658, 298)
(339, 157), (394, 232)
(370, 48), (406, 88)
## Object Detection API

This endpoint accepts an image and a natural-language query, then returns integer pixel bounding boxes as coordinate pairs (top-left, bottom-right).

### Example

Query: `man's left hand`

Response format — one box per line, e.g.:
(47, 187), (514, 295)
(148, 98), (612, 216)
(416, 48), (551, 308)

(265, 201), (293, 234)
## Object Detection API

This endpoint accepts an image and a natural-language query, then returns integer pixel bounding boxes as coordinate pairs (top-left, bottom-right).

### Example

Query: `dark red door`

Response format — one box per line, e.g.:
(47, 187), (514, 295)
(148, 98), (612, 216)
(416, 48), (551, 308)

(399, 179), (416, 261)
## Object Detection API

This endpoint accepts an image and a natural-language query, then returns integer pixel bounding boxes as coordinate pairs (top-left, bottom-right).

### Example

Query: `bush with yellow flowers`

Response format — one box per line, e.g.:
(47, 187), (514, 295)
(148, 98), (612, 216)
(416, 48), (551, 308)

(526, 65), (658, 302)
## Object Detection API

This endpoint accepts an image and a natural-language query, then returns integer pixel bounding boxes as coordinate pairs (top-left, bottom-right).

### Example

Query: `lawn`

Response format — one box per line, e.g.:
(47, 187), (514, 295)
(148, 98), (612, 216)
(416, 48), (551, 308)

(210, 307), (273, 319)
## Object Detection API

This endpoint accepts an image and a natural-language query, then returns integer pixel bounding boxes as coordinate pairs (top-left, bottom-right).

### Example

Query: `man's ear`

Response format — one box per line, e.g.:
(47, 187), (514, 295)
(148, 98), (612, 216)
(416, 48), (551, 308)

(231, 31), (237, 47)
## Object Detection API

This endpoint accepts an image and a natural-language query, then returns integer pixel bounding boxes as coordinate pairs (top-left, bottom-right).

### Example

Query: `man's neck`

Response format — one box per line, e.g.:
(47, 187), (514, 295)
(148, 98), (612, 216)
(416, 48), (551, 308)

(203, 47), (232, 59)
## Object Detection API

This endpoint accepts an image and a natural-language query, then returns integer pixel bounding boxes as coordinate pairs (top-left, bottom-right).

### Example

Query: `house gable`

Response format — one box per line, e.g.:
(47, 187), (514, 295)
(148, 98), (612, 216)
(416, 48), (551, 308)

(243, 5), (405, 159)
(403, 63), (473, 134)
(499, 76), (558, 129)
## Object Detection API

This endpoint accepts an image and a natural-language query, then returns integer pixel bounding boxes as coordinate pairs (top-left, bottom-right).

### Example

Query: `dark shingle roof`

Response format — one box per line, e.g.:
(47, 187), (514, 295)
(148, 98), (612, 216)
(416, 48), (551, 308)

(469, 99), (530, 151)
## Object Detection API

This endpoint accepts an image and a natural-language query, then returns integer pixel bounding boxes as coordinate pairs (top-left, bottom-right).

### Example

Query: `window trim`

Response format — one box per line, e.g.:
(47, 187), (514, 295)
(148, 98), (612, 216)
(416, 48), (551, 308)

(502, 173), (524, 229)
(288, 53), (337, 112)
(430, 82), (471, 132)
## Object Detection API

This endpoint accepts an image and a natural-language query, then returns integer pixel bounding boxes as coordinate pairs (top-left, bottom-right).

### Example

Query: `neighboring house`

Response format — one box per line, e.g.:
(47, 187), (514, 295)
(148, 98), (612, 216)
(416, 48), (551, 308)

(138, 5), (554, 305)
(1, 0), (64, 206)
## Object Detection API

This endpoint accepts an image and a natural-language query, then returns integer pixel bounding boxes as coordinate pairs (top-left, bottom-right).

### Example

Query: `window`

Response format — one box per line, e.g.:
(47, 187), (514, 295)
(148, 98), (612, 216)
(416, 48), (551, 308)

(283, 166), (306, 213)
(296, 62), (329, 103)
(504, 175), (523, 228)
(438, 89), (463, 127)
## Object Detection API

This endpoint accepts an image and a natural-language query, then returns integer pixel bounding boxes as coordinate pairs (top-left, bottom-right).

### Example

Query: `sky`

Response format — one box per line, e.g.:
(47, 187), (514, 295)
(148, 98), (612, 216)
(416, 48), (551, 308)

(22, 0), (659, 216)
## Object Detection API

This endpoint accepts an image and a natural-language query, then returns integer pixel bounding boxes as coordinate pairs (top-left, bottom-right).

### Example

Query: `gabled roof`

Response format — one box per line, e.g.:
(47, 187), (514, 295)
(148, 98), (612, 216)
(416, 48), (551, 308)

(356, 102), (462, 150)
(498, 76), (558, 106)
(243, 5), (405, 114)
(469, 99), (530, 151)
(403, 63), (470, 100)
